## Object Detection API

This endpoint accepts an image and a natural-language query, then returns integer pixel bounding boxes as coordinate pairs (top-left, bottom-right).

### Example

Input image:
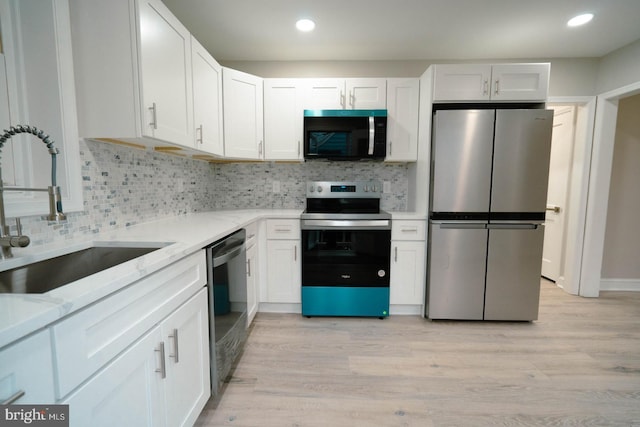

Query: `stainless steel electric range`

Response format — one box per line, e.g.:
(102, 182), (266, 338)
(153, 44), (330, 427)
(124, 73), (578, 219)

(300, 181), (391, 318)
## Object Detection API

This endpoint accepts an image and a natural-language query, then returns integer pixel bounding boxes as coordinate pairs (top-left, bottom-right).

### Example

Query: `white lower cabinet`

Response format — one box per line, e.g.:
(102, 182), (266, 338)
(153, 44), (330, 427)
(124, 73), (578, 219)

(64, 326), (165, 427)
(64, 289), (210, 427)
(264, 219), (301, 304)
(390, 220), (427, 311)
(162, 289), (210, 427)
(246, 242), (259, 324)
(0, 329), (55, 404)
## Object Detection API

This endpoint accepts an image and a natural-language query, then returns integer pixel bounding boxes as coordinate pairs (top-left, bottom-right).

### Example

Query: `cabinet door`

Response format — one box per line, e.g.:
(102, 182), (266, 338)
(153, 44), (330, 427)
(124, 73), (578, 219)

(390, 241), (426, 305)
(386, 78), (419, 161)
(0, 330), (55, 404)
(432, 64), (492, 102)
(246, 242), (259, 325)
(162, 289), (210, 427)
(264, 79), (303, 160)
(223, 67), (263, 159)
(138, 0), (193, 146)
(266, 240), (301, 303)
(490, 63), (549, 101)
(64, 327), (165, 427)
(301, 79), (345, 109)
(346, 78), (387, 109)
(192, 36), (223, 156)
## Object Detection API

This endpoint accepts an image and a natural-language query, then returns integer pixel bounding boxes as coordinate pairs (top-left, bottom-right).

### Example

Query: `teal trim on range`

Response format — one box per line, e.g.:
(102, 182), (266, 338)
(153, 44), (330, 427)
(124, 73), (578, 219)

(302, 286), (390, 317)
(303, 109), (387, 118)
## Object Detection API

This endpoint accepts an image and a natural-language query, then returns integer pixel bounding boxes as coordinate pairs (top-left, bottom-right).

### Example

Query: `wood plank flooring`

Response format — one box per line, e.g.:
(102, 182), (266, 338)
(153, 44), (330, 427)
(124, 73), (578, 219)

(195, 281), (640, 426)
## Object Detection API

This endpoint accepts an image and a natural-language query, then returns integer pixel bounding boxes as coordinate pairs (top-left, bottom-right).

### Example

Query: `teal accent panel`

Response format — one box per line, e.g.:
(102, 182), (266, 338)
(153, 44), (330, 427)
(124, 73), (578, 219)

(302, 286), (390, 317)
(303, 109), (387, 117)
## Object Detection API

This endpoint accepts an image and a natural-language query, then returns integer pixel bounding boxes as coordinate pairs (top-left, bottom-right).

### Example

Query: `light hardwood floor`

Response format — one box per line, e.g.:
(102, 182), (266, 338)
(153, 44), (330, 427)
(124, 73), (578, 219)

(195, 281), (640, 426)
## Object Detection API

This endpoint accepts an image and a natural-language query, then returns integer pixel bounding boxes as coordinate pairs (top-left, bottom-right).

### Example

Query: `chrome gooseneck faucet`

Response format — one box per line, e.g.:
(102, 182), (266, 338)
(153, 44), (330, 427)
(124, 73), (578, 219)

(0, 125), (67, 259)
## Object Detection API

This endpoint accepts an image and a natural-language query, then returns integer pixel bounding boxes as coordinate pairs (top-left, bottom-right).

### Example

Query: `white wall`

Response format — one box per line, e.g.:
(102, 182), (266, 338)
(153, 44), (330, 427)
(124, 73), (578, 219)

(601, 94), (640, 283)
(222, 58), (599, 96)
(596, 39), (640, 94)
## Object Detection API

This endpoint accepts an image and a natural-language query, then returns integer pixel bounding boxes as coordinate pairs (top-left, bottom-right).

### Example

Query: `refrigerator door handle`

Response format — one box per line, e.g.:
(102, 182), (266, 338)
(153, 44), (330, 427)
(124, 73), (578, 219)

(487, 223), (539, 230)
(438, 223), (487, 229)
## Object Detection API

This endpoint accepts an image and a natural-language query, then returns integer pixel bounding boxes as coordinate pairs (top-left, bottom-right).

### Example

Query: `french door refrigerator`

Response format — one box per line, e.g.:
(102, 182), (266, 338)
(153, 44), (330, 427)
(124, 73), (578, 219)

(426, 108), (553, 321)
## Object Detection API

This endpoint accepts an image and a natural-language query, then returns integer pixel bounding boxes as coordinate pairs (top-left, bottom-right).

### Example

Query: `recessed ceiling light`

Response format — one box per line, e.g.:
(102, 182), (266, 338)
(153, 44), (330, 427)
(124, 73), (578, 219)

(567, 13), (594, 27)
(296, 19), (315, 32)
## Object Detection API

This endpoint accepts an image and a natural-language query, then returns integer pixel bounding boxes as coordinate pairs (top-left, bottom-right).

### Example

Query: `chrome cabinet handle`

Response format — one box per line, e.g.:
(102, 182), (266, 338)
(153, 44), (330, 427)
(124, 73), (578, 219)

(389, 141), (392, 156)
(247, 258), (251, 277)
(259, 140), (263, 156)
(169, 329), (179, 364)
(149, 102), (157, 129)
(294, 245), (297, 262)
(483, 79), (489, 95)
(196, 125), (203, 144)
(340, 91), (345, 108)
(394, 246), (398, 262)
(1, 390), (25, 405)
(494, 80), (500, 95)
(349, 91), (355, 108)
(155, 342), (166, 378)
(298, 141), (301, 157)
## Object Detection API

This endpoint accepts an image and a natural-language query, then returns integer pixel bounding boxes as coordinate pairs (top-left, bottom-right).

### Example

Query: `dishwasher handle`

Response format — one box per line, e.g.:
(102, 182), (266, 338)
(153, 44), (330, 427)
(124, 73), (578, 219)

(212, 241), (245, 267)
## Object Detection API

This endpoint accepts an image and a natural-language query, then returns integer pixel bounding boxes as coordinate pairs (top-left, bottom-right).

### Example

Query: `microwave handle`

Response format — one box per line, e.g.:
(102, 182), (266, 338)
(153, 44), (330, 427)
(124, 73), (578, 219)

(368, 116), (375, 155)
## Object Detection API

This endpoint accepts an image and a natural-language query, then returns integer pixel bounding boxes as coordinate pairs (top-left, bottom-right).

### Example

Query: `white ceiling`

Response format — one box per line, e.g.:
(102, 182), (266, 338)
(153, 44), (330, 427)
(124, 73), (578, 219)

(161, 0), (640, 62)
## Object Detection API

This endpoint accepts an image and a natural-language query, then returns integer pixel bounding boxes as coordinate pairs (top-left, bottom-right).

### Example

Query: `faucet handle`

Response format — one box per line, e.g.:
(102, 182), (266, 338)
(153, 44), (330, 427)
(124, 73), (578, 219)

(15, 218), (22, 235)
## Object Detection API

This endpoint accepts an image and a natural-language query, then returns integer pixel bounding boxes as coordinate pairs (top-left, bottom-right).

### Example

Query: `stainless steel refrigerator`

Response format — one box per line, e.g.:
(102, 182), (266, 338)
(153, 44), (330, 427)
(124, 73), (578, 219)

(426, 108), (553, 321)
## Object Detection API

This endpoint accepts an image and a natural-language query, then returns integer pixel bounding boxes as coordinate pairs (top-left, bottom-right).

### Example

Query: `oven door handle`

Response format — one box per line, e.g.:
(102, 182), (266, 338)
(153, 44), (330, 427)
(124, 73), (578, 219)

(301, 219), (391, 230)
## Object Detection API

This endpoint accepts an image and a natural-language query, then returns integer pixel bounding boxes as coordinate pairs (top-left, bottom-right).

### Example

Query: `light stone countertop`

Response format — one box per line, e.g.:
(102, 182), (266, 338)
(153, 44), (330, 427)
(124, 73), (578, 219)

(0, 209), (424, 348)
(0, 209), (301, 349)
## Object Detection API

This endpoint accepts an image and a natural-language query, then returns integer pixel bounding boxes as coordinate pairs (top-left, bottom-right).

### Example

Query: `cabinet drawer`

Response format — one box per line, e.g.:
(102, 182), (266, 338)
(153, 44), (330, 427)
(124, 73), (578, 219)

(53, 251), (206, 398)
(0, 329), (55, 404)
(392, 220), (426, 241)
(266, 219), (300, 240)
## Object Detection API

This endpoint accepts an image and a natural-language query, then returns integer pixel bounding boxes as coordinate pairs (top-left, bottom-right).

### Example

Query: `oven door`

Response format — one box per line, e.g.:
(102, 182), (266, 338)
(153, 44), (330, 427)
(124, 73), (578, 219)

(301, 221), (391, 287)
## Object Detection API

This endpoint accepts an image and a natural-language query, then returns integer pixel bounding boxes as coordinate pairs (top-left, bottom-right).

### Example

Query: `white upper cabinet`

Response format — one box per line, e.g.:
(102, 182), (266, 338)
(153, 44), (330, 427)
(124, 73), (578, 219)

(70, 0), (194, 148)
(138, 0), (193, 146)
(263, 79), (303, 161)
(302, 78), (387, 110)
(386, 78), (420, 162)
(1, 0), (83, 217)
(490, 63), (550, 101)
(432, 63), (549, 102)
(191, 36), (224, 156)
(223, 67), (264, 160)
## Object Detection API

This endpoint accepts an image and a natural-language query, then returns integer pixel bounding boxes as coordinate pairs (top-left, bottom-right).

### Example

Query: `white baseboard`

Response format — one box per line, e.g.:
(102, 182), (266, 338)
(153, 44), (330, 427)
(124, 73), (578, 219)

(600, 278), (640, 291)
(390, 304), (423, 315)
(258, 303), (301, 314)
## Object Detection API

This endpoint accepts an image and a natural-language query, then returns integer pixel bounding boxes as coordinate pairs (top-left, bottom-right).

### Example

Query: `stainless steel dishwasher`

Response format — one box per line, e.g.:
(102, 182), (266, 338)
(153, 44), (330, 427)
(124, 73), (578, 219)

(205, 229), (247, 396)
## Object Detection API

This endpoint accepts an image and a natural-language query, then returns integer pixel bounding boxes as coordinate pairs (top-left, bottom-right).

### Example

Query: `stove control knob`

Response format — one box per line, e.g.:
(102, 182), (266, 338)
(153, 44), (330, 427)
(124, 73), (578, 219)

(372, 185), (378, 193)
(317, 186), (323, 193)
(363, 185), (369, 192)
(309, 186), (315, 192)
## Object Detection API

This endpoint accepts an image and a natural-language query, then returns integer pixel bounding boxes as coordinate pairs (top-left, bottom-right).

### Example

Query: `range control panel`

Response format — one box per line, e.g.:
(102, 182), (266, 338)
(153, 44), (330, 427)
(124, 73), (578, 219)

(306, 181), (382, 198)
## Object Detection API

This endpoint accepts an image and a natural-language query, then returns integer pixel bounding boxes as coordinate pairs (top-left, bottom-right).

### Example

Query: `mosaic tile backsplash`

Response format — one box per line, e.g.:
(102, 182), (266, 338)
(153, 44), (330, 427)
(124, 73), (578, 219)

(16, 140), (409, 248)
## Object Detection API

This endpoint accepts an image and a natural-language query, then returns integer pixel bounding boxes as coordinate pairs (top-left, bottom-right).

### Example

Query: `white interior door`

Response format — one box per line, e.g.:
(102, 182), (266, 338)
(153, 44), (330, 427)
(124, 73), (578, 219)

(542, 106), (576, 282)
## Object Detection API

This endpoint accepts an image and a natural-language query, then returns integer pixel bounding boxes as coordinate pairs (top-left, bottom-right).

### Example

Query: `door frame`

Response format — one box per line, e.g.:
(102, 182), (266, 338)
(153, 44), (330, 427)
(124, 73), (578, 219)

(578, 81), (640, 297)
(547, 96), (596, 296)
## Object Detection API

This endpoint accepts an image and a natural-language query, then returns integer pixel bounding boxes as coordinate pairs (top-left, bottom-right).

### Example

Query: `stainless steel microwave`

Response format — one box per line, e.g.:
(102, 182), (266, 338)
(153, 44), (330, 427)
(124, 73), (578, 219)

(303, 109), (387, 160)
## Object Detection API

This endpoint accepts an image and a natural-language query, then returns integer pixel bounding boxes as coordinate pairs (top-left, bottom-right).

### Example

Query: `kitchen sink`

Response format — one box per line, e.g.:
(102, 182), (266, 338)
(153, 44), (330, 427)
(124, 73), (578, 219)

(0, 244), (167, 294)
